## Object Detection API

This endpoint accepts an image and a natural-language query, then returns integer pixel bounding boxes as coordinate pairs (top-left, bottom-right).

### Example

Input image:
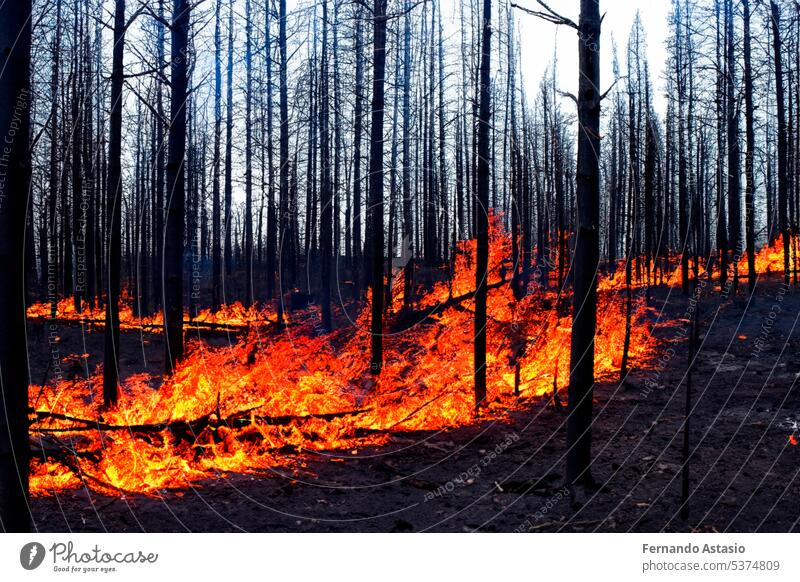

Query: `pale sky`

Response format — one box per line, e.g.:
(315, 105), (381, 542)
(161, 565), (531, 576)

(511, 0), (672, 114)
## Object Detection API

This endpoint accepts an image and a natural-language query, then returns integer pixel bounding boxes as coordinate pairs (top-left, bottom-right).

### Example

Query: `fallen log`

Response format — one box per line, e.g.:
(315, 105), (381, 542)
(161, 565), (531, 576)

(30, 406), (371, 435)
(390, 279), (509, 332)
(26, 316), (264, 334)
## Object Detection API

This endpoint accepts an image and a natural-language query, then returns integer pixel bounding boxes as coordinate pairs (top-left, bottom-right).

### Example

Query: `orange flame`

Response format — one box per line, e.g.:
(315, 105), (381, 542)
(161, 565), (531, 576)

(29, 217), (658, 496)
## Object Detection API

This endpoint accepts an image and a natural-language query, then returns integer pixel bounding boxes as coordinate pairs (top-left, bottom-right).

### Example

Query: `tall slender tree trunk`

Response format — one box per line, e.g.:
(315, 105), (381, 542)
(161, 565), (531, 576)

(320, 0), (333, 331)
(47, 0), (63, 317)
(771, 1), (789, 286)
(71, 9), (84, 314)
(353, 7), (365, 299)
(726, 0), (740, 294)
(715, 0), (728, 289)
(402, 0), (413, 307)
(212, 0), (222, 311)
(224, 0), (234, 278)
(0, 0), (32, 532)
(266, 0), (276, 301)
(474, 0), (491, 408)
(245, 0), (254, 306)
(277, 0), (289, 326)
(153, 0), (165, 314)
(369, 0), (388, 373)
(165, 0), (190, 372)
(743, 0), (756, 292)
(567, 0), (601, 487)
(103, 0), (126, 407)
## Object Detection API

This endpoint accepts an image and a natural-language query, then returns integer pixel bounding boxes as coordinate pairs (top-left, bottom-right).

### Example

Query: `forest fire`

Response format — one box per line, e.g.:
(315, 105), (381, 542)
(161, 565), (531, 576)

(26, 295), (266, 331)
(736, 234), (798, 276)
(2, 0), (798, 541)
(28, 222), (657, 497)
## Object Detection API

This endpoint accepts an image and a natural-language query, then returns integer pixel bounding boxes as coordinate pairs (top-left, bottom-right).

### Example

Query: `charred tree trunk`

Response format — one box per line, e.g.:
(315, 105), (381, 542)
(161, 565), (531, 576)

(165, 0), (190, 372)
(369, 0), (388, 373)
(47, 0), (63, 316)
(0, 0), (32, 532)
(771, 0), (789, 286)
(103, 0), (126, 407)
(224, 0), (234, 278)
(212, 0), (222, 311)
(245, 0), (254, 306)
(277, 0), (289, 327)
(726, 0), (740, 295)
(320, 0), (333, 331)
(265, 0), (277, 300)
(567, 0), (601, 488)
(402, 0), (414, 307)
(715, 0), (728, 289)
(474, 0), (491, 408)
(153, 0), (166, 314)
(353, 7), (365, 299)
(743, 0), (756, 293)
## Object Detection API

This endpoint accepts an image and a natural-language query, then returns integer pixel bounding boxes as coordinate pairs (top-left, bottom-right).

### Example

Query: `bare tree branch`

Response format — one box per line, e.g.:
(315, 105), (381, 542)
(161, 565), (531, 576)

(511, 0), (578, 29)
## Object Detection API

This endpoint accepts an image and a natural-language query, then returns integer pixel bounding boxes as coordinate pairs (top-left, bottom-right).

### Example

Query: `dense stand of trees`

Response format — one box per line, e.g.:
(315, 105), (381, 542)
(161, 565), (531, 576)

(3, 0), (800, 528)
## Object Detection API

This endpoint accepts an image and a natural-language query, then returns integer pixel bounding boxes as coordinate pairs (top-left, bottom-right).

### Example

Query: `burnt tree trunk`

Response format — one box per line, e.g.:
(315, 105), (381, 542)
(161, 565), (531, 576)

(353, 7), (365, 299)
(567, 0), (601, 487)
(726, 0), (740, 295)
(244, 0), (254, 306)
(715, 0), (728, 289)
(474, 0), (491, 408)
(212, 0), (222, 311)
(103, 0), (126, 407)
(320, 0), (333, 331)
(224, 0), (234, 278)
(0, 0), (32, 532)
(771, 0), (789, 286)
(369, 0), (388, 373)
(402, 0), (414, 307)
(277, 0), (289, 327)
(743, 0), (756, 293)
(165, 0), (190, 372)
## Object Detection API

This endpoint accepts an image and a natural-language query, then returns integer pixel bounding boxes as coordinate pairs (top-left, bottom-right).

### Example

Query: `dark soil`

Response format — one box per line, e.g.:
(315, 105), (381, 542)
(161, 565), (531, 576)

(29, 275), (800, 532)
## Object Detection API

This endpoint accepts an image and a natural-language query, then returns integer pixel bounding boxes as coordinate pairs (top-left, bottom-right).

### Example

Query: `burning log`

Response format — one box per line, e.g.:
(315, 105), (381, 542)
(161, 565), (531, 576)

(390, 279), (508, 332)
(27, 317), (265, 335)
(30, 406), (371, 435)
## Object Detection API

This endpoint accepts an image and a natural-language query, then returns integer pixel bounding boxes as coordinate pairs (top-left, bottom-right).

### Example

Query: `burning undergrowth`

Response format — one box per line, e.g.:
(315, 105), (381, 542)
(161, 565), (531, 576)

(29, 218), (658, 496)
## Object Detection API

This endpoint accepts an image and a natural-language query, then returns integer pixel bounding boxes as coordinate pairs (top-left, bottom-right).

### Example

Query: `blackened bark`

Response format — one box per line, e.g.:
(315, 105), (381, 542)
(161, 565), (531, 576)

(245, 0), (254, 306)
(0, 0), (32, 532)
(266, 0), (277, 300)
(353, 8), (365, 299)
(726, 0), (740, 294)
(402, 0), (413, 307)
(153, 0), (166, 313)
(743, 0), (756, 292)
(165, 0), (190, 372)
(277, 0), (289, 327)
(715, 0), (728, 289)
(771, 1), (789, 285)
(103, 0), (125, 407)
(47, 0), (63, 316)
(567, 0), (601, 487)
(320, 0), (333, 331)
(474, 0), (491, 408)
(369, 0), (388, 374)
(212, 0), (222, 311)
(224, 0), (234, 277)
